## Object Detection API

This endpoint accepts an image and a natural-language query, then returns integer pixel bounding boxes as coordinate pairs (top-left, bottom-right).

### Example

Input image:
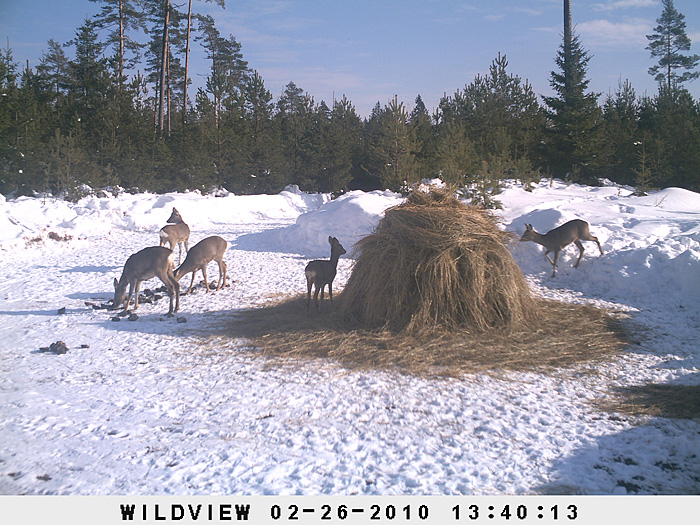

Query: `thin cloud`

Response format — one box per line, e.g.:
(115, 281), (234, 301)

(592, 0), (658, 11)
(577, 18), (652, 47)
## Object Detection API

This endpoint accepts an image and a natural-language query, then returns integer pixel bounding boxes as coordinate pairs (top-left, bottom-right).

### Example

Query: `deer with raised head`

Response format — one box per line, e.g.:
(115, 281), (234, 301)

(520, 219), (604, 277)
(112, 246), (180, 316)
(174, 235), (228, 295)
(305, 236), (346, 314)
(159, 208), (190, 265)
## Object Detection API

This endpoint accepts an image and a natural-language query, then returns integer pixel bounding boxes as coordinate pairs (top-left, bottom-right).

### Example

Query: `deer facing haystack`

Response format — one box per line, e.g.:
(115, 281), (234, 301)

(305, 236), (346, 314)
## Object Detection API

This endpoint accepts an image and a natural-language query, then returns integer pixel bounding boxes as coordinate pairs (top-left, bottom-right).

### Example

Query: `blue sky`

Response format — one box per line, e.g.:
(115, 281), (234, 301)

(2, 0), (699, 117)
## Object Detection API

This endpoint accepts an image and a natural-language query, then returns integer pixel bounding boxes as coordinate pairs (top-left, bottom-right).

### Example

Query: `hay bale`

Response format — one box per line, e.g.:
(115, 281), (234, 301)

(342, 189), (537, 332)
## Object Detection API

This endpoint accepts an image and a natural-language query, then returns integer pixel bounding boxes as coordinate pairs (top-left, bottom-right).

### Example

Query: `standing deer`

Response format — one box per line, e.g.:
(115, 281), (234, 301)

(159, 208), (190, 265)
(305, 236), (346, 314)
(112, 246), (180, 316)
(520, 219), (603, 277)
(174, 236), (228, 295)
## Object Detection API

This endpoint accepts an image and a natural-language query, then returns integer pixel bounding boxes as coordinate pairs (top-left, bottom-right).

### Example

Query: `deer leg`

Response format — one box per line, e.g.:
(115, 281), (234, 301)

(217, 260), (226, 291)
(133, 281), (142, 310)
(328, 282), (333, 303)
(313, 285), (321, 312)
(573, 240), (584, 268)
(203, 265), (210, 293)
(170, 273), (180, 314)
(592, 236), (604, 255)
(551, 250), (560, 278)
(544, 250), (555, 266)
(306, 278), (313, 314)
(124, 283), (135, 312)
(186, 271), (196, 295)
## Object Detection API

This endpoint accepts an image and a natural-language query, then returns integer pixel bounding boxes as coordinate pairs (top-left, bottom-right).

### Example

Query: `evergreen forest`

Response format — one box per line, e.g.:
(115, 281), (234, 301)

(1, 0), (700, 201)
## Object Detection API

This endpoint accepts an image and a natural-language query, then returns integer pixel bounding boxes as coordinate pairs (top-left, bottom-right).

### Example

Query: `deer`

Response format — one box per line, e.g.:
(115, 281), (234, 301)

(174, 235), (228, 295)
(159, 208), (190, 265)
(111, 246), (180, 316)
(305, 236), (347, 314)
(520, 219), (604, 277)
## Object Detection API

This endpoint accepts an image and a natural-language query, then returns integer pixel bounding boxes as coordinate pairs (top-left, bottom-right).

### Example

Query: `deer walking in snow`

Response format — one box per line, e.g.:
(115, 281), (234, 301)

(305, 236), (346, 314)
(174, 236), (228, 295)
(112, 246), (180, 316)
(520, 219), (603, 277)
(159, 208), (190, 265)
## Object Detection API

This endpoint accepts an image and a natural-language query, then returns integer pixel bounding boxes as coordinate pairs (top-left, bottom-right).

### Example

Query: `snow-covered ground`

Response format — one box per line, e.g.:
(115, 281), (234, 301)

(0, 180), (698, 495)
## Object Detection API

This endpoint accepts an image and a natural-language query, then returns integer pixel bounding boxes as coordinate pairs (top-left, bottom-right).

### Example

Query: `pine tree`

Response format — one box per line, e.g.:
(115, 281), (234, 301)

(542, 33), (602, 182)
(89, 0), (147, 81)
(434, 121), (477, 186)
(601, 79), (639, 185)
(182, 1), (225, 122)
(646, 0), (700, 90)
(410, 95), (435, 181)
(243, 71), (281, 192)
(374, 96), (415, 192)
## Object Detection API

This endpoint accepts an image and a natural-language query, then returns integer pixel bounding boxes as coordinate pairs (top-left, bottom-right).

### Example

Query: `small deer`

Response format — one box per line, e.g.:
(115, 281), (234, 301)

(112, 246), (180, 316)
(305, 236), (347, 314)
(520, 219), (604, 277)
(174, 235), (228, 295)
(159, 208), (190, 265)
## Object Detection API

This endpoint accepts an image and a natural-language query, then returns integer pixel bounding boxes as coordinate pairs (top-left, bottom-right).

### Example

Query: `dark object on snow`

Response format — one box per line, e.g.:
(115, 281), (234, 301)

(111, 316), (121, 322)
(57, 307), (66, 315)
(39, 341), (69, 354)
(80, 344), (90, 348)
(128, 313), (139, 321)
(177, 316), (187, 323)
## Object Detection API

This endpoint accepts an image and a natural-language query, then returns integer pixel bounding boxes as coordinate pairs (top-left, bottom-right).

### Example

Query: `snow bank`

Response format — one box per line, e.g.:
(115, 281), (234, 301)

(0, 186), (330, 250)
(277, 190), (403, 256)
(499, 180), (700, 305)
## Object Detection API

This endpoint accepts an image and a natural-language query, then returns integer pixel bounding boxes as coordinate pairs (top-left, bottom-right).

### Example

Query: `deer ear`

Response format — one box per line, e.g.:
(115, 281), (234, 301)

(328, 236), (333, 243)
(113, 278), (119, 290)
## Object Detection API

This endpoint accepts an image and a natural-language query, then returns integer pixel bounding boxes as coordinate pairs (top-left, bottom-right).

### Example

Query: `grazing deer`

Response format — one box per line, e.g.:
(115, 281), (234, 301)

(520, 219), (604, 277)
(305, 236), (347, 314)
(174, 236), (228, 295)
(112, 246), (180, 316)
(159, 208), (190, 265)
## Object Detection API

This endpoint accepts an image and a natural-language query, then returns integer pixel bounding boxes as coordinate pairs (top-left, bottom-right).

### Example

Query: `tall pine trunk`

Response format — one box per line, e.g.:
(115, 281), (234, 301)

(183, 0), (192, 124)
(157, 0), (171, 133)
(118, 0), (125, 80)
(564, 0), (572, 92)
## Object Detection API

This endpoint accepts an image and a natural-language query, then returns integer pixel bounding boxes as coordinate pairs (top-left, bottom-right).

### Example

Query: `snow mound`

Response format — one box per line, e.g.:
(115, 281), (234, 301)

(278, 190), (403, 257)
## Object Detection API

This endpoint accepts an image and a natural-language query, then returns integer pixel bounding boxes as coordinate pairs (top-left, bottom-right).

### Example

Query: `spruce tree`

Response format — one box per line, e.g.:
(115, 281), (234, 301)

(646, 0), (700, 89)
(542, 33), (602, 182)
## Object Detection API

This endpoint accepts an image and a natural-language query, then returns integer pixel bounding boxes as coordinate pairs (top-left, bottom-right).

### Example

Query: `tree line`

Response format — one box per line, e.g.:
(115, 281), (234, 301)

(1, 0), (699, 201)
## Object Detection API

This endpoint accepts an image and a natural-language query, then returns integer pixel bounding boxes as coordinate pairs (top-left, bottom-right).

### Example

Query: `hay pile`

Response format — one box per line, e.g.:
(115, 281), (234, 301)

(342, 189), (536, 332)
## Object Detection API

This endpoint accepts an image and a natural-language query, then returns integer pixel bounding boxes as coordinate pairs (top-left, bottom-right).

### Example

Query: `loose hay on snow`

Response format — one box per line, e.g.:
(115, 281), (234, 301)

(341, 189), (537, 332)
(230, 296), (627, 376)
(226, 188), (628, 376)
